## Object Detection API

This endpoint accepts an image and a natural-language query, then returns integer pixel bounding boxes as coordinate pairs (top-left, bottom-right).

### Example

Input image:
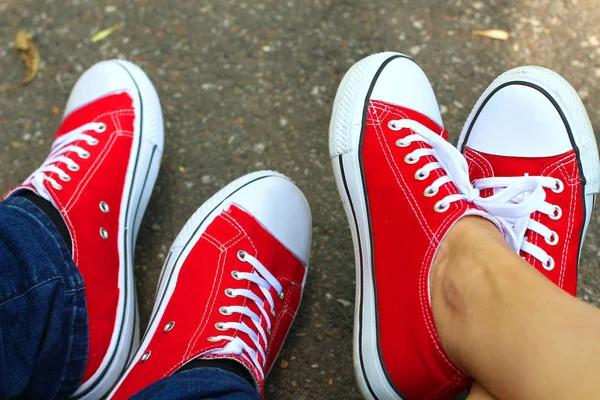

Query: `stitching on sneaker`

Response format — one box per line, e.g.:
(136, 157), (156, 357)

(370, 104), (435, 238)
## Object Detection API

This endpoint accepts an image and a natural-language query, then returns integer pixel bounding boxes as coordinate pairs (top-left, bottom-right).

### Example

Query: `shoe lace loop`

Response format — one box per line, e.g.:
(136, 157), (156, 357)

(25, 122), (106, 201)
(473, 176), (562, 270)
(391, 119), (482, 207)
(209, 250), (283, 379)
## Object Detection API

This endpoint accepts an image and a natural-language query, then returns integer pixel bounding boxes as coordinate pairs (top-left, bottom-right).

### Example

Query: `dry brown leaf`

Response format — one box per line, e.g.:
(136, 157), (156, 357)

(15, 31), (31, 50)
(279, 359), (289, 369)
(91, 24), (123, 43)
(472, 29), (510, 41)
(15, 31), (40, 84)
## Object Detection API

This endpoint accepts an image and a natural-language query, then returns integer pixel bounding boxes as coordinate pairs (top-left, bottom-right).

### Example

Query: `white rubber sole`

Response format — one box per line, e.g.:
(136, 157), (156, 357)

(458, 66), (600, 262)
(108, 170), (292, 398)
(72, 60), (164, 400)
(329, 53), (414, 400)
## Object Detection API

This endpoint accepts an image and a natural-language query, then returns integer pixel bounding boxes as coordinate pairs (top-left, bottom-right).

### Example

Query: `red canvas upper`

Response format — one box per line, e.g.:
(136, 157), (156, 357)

(362, 100), (480, 399)
(5, 92), (136, 382)
(465, 147), (583, 295)
(109, 204), (307, 399)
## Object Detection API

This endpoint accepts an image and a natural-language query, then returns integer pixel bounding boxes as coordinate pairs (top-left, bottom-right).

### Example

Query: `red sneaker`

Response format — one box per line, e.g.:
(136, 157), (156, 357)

(459, 67), (600, 295)
(107, 171), (312, 399)
(4, 60), (164, 398)
(329, 53), (501, 399)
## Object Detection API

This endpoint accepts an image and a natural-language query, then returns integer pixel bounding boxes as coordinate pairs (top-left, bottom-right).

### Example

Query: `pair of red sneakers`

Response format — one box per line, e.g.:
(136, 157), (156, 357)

(6, 61), (312, 399)
(8, 53), (598, 400)
(329, 52), (599, 399)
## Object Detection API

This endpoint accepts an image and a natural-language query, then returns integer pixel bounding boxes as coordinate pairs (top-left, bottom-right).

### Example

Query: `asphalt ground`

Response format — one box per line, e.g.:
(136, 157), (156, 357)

(1, 0), (599, 398)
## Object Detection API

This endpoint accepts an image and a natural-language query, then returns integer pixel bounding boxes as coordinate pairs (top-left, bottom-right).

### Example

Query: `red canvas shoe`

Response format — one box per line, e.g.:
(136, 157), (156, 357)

(107, 171), (311, 399)
(329, 52), (505, 399)
(459, 67), (600, 295)
(4, 60), (164, 399)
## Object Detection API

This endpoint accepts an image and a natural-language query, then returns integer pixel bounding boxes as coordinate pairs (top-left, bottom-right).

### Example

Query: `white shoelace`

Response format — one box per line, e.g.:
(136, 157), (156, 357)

(24, 122), (106, 203)
(207, 250), (284, 379)
(389, 119), (550, 262)
(473, 176), (564, 270)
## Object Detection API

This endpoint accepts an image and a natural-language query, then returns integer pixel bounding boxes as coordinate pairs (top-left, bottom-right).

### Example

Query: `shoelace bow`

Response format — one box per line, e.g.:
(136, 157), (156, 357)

(208, 250), (284, 379)
(26, 122), (106, 202)
(390, 119), (554, 267)
(474, 176), (564, 270)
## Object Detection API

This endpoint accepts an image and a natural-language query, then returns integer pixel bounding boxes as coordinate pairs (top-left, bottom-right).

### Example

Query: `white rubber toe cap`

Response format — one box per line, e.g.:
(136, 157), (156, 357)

(64, 60), (140, 119)
(226, 175), (312, 265)
(464, 83), (573, 157)
(370, 54), (443, 128)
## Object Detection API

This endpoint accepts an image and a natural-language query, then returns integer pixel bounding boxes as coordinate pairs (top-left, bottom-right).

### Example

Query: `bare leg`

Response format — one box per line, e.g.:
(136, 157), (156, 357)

(467, 382), (498, 400)
(431, 216), (600, 400)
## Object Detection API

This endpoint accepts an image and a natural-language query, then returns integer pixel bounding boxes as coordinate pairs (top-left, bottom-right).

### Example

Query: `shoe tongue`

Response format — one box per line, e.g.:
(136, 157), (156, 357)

(469, 148), (574, 178)
(222, 340), (244, 355)
(241, 281), (273, 351)
(56, 92), (130, 140)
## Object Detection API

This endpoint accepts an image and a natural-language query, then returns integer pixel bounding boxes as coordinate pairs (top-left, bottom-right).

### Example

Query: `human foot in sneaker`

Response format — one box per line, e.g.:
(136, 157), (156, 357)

(107, 171), (311, 399)
(4, 60), (164, 398)
(459, 67), (600, 295)
(329, 52), (506, 399)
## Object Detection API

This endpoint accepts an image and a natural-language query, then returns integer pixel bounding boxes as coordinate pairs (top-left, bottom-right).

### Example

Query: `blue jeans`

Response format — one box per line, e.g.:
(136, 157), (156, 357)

(0, 196), (261, 400)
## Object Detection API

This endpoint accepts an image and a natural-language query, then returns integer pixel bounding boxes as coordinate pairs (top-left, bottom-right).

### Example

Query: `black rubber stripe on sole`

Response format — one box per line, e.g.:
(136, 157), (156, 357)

(354, 53), (413, 399)
(73, 62), (148, 398)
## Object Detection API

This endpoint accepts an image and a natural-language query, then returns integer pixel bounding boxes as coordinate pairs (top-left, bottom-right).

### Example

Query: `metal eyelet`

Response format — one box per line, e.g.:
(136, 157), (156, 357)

(415, 169), (429, 181)
(99, 201), (110, 213)
(388, 120), (402, 131)
(215, 322), (226, 331)
(219, 306), (232, 315)
(140, 351), (151, 363)
(404, 154), (418, 164)
(424, 186), (439, 197)
(395, 139), (409, 147)
(278, 291), (285, 301)
(225, 288), (237, 298)
(100, 227), (108, 240)
(87, 138), (99, 146)
(434, 201), (450, 213)
(552, 179), (564, 193)
(95, 123), (107, 133)
(543, 257), (555, 271)
(237, 250), (247, 261)
(549, 205), (562, 221)
(79, 150), (90, 159)
(545, 231), (559, 246)
(60, 174), (71, 182)
(51, 181), (63, 190)
(68, 163), (80, 172)
(163, 321), (175, 332)
(271, 309), (276, 318)
(231, 270), (243, 280)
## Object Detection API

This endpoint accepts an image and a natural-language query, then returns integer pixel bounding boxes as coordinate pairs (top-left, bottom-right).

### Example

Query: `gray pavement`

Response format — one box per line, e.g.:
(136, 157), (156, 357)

(1, 0), (600, 399)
